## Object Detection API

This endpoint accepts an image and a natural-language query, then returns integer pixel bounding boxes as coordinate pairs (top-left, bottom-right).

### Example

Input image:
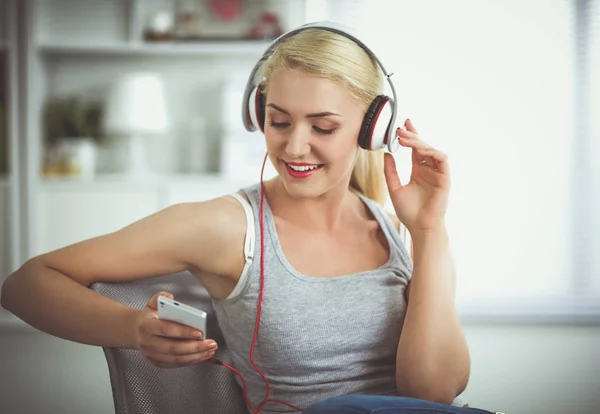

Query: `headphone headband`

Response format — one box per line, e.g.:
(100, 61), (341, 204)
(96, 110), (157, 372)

(242, 21), (400, 152)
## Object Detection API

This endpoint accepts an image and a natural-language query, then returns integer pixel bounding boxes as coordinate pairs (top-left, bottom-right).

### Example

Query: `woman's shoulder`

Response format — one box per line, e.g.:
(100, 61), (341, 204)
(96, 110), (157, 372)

(182, 192), (251, 241)
(164, 192), (252, 277)
(20, 191), (254, 290)
(355, 192), (400, 231)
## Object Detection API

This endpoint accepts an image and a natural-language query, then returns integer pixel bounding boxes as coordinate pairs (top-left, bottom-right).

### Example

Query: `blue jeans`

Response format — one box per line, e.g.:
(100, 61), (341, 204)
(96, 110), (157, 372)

(303, 395), (496, 414)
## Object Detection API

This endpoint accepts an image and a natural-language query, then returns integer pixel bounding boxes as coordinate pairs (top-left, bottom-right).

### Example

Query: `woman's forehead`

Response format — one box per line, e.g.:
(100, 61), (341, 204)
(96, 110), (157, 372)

(267, 69), (359, 114)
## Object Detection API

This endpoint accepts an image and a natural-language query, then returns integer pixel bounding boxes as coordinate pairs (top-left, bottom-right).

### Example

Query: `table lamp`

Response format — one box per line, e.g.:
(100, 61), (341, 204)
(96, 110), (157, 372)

(104, 72), (170, 178)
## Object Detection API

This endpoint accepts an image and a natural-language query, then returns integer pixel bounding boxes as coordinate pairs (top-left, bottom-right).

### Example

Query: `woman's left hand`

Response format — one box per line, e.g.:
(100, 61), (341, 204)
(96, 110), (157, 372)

(383, 119), (451, 234)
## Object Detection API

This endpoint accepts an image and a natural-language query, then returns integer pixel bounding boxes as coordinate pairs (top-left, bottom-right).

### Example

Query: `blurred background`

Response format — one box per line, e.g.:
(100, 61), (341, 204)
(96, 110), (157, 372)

(0, 0), (598, 413)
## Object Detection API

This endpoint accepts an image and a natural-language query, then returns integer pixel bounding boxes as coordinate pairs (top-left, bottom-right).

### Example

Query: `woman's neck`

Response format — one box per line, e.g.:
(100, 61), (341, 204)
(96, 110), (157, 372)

(263, 177), (363, 233)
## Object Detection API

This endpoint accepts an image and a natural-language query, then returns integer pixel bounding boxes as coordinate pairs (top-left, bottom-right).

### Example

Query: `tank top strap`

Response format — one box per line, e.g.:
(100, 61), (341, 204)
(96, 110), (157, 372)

(356, 194), (414, 273)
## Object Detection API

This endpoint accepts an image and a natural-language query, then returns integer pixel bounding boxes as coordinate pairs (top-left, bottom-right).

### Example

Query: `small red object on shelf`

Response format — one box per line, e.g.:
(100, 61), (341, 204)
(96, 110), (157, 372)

(209, 0), (243, 22)
(249, 11), (283, 40)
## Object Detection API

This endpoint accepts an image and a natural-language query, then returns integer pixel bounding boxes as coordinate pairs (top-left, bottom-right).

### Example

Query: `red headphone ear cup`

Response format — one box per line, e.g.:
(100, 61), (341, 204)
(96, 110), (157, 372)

(255, 86), (266, 132)
(247, 84), (267, 132)
(358, 95), (393, 150)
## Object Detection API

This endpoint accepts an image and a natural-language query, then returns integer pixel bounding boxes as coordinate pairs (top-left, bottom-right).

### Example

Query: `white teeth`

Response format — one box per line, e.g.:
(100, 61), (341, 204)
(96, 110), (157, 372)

(288, 164), (319, 172)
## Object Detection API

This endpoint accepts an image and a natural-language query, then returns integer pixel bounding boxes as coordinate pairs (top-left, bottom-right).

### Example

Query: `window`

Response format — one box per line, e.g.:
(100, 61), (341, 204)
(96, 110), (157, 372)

(586, 0), (600, 299)
(320, 0), (599, 321)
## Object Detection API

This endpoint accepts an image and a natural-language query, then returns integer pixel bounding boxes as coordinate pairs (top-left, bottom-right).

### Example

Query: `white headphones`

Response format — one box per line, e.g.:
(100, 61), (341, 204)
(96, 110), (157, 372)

(241, 21), (400, 153)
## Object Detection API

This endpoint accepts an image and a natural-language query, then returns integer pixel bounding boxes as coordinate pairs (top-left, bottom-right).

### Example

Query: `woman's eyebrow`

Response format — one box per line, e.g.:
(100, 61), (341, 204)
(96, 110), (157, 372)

(266, 103), (341, 118)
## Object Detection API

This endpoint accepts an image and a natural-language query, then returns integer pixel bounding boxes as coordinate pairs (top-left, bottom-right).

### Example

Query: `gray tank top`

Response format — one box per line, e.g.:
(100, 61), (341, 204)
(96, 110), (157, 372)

(211, 183), (413, 413)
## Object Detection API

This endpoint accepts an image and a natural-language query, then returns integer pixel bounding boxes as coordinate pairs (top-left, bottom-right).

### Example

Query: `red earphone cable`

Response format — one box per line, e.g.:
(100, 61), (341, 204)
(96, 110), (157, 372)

(208, 357), (259, 414)
(249, 153), (271, 406)
(208, 356), (302, 414)
(210, 154), (303, 413)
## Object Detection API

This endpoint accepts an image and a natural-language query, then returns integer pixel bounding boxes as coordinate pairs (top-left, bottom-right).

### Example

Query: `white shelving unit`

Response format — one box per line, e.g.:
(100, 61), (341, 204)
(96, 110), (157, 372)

(0, 0), (317, 331)
(0, 0), (21, 325)
(0, 0), (301, 327)
(38, 40), (273, 56)
(13, 0), (309, 264)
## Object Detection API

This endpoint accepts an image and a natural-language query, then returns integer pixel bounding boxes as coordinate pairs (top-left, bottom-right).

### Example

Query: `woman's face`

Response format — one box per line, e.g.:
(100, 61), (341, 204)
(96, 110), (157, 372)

(264, 68), (365, 199)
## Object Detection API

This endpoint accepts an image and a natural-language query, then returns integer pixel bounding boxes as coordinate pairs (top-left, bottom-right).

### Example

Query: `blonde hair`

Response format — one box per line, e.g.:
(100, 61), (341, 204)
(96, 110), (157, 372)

(257, 29), (388, 205)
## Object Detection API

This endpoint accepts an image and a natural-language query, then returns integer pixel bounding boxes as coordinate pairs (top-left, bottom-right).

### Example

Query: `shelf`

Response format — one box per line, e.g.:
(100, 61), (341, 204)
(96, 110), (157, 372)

(38, 173), (257, 190)
(38, 40), (272, 57)
(41, 172), (223, 182)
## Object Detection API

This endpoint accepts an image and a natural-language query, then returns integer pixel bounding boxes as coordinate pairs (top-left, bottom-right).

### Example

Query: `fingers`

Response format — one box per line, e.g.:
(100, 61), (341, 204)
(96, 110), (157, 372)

(137, 292), (219, 368)
(397, 128), (429, 151)
(144, 335), (217, 368)
(147, 291), (173, 312)
(405, 118), (418, 134)
(138, 320), (219, 368)
(396, 122), (448, 174)
(150, 318), (204, 340)
(416, 147), (449, 175)
(147, 347), (217, 368)
(418, 162), (446, 182)
(383, 152), (403, 192)
(396, 119), (420, 142)
(144, 336), (218, 357)
(404, 130), (433, 169)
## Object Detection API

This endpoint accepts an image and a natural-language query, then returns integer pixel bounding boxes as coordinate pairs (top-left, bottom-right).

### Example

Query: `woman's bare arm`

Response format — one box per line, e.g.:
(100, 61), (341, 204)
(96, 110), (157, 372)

(395, 227), (470, 404)
(0, 197), (246, 349)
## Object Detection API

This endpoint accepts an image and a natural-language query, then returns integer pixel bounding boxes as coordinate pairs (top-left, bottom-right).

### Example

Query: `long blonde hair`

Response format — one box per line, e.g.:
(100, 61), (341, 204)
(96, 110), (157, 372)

(256, 28), (387, 205)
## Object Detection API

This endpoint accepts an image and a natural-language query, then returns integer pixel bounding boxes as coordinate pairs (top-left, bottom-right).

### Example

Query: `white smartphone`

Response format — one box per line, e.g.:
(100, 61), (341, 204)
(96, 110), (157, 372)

(157, 296), (207, 338)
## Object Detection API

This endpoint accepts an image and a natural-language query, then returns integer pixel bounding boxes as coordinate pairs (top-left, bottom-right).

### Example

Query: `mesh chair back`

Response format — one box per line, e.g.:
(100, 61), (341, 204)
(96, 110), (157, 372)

(91, 271), (248, 414)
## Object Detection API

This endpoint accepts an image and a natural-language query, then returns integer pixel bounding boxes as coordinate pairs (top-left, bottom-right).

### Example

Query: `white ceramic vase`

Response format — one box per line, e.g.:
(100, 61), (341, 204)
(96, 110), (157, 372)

(57, 137), (98, 180)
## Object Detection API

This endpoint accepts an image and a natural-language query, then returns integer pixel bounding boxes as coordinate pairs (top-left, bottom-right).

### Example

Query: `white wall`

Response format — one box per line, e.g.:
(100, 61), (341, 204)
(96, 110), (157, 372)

(0, 324), (598, 414)
(463, 325), (600, 414)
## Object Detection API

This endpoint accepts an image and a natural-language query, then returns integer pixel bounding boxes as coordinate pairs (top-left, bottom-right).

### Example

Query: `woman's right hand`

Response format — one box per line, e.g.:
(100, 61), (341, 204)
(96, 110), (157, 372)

(133, 291), (218, 368)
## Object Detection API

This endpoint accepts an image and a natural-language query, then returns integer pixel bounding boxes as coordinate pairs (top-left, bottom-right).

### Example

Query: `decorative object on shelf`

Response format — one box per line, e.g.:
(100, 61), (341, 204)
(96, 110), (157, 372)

(175, 0), (204, 40)
(144, 9), (176, 42)
(42, 97), (104, 179)
(141, 0), (285, 43)
(103, 72), (170, 180)
(45, 138), (98, 180)
(248, 11), (283, 40)
(209, 0), (243, 22)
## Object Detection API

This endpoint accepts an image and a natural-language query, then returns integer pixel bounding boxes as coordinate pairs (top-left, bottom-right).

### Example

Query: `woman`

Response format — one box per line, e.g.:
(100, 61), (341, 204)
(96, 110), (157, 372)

(1, 26), (483, 414)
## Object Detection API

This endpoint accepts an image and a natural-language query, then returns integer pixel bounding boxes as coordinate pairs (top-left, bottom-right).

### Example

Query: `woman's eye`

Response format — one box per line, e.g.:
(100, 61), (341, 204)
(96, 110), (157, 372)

(313, 126), (337, 135)
(268, 120), (289, 129)
(268, 120), (336, 135)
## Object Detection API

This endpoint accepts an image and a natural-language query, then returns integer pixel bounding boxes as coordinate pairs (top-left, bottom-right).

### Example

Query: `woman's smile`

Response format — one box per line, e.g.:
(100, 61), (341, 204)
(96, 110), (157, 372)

(283, 161), (325, 179)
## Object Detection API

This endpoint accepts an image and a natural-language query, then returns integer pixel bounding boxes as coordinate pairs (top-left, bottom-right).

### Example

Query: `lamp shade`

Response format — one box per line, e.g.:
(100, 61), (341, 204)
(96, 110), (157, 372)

(104, 72), (170, 135)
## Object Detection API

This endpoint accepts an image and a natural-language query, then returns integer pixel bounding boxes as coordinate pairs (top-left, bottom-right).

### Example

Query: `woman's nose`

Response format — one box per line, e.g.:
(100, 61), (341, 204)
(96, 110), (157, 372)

(284, 128), (310, 158)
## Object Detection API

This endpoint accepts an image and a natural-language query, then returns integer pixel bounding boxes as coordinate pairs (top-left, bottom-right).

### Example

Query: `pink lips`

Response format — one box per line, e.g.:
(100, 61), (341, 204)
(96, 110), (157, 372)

(284, 162), (323, 179)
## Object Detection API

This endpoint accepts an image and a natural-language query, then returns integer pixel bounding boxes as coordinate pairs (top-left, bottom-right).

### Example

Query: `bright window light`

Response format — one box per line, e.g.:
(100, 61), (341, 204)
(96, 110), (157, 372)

(321, 0), (599, 319)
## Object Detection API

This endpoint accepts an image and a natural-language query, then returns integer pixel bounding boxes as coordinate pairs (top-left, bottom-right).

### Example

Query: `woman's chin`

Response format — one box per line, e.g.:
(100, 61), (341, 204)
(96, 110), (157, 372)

(276, 164), (353, 199)
(277, 172), (324, 199)
(280, 179), (319, 198)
